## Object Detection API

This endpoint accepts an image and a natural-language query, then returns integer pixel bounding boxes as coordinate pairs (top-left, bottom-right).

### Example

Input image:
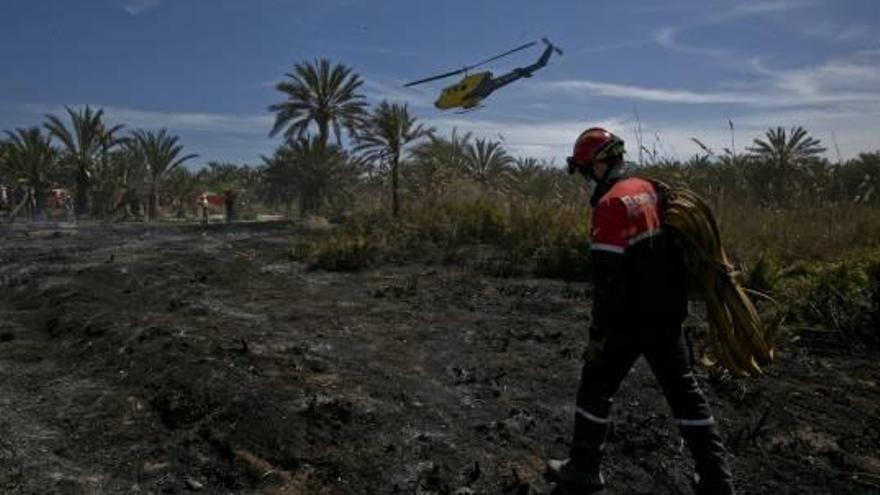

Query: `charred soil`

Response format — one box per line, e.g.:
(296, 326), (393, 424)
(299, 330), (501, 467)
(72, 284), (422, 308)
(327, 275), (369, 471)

(0, 222), (878, 494)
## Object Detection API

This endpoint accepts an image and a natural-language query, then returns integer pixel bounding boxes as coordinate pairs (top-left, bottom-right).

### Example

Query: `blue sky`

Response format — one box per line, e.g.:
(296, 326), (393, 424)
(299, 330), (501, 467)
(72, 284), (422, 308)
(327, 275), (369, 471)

(1, 0), (878, 167)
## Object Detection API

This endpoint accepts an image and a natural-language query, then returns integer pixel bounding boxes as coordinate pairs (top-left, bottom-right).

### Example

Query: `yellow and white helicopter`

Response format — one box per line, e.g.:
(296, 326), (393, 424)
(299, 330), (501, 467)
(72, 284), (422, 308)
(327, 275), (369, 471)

(404, 38), (562, 111)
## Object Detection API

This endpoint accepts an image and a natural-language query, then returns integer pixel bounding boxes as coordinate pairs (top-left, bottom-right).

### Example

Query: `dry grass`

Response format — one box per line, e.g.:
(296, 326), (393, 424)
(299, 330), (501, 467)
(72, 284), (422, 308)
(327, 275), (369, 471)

(291, 181), (880, 342)
(718, 202), (880, 264)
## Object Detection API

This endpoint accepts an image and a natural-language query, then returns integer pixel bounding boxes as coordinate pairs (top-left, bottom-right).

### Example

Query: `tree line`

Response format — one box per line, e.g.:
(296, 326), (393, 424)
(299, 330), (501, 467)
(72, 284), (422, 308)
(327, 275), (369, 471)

(1, 58), (878, 224)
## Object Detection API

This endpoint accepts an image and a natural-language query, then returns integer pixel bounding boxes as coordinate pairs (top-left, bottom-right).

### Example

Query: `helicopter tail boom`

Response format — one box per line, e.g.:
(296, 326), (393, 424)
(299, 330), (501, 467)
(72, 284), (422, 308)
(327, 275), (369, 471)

(477, 38), (561, 95)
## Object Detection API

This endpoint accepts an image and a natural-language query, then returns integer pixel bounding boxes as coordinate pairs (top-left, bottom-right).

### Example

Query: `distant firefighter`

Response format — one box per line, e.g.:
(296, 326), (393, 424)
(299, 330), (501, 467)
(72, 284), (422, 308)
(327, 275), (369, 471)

(199, 192), (210, 224)
(224, 189), (237, 223)
(8, 182), (32, 222)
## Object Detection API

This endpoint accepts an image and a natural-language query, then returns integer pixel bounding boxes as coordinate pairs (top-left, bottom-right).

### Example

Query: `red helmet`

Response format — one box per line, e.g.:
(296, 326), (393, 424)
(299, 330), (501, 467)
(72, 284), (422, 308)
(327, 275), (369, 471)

(567, 127), (625, 175)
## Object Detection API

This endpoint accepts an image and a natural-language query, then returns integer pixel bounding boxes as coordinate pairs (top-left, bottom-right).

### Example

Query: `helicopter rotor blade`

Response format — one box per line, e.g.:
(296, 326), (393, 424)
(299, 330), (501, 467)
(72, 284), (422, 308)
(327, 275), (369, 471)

(402, 40), (538, 88)
(403, 68), (468, 87)
(469, 40), (537, 70)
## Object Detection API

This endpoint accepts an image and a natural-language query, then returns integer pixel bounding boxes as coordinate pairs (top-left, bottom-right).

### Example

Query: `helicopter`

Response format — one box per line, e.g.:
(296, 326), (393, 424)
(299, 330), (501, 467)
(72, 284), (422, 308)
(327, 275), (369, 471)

(404, 38), (563, 111)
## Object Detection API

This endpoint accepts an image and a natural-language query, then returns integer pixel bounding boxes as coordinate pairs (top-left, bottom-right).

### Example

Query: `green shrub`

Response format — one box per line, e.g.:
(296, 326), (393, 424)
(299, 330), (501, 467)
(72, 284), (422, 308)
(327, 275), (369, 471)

(309, 235), (385, 272)
(448, 200), (510, 244)
(289, 239), (317, 261)
(290, 197), (595, 278)
(745, 253), (781, 292)
(868, 258), (880, 341)
(777, 256), (877, 342)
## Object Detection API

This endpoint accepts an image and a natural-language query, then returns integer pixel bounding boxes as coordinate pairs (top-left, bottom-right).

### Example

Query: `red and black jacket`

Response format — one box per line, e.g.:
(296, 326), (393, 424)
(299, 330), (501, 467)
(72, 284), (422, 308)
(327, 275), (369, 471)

(589, 176), (688, 339)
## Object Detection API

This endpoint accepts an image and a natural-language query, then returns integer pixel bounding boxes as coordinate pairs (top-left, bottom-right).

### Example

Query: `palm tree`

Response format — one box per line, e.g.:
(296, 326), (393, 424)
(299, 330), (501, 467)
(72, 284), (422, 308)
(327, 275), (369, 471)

(410, 130), (471, 176)
(408, 130), (472, 203)
(462, 138), (513, 191)
(0, 137), (9, 184)
(104, 141), (150, 218)
(747, 126), (826, 203)
(201, 162), (241, 190)
(260, 154), (298, 216)
(262, 137), (359, 217)
(89, 133), (133, 217)
(356, 101), (433, 217)
(131, 129), (198, 220)
(748, 126), (826, 165)
(4, 128), (57, 220)
(268, 59), (369, 147)
(234, 165), (262, 191)
(108, 140), (146, 189)
(164, 167), (201, 218)
(44, 106), (123, 218)
(509, 157), (560, 203)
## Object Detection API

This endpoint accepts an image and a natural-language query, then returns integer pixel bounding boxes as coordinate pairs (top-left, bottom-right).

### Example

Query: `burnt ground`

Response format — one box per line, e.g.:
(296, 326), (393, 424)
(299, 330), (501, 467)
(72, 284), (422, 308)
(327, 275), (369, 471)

(0, 222), (878, 495)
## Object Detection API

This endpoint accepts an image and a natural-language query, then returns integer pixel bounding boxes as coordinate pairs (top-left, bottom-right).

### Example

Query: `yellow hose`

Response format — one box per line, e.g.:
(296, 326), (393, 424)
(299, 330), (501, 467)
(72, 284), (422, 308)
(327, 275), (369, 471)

(650, 180), (775, 377)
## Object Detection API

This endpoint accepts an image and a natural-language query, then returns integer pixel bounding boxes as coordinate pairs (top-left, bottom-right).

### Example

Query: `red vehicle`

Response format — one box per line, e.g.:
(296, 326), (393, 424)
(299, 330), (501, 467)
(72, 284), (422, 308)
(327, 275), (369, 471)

(192, 191), (224, 209)
(46, 188), (70, 209)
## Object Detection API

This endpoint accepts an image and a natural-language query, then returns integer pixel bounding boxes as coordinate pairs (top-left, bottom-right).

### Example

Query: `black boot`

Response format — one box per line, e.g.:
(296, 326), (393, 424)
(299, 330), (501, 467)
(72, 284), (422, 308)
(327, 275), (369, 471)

(545, 457), (604, 494)
(545, 412), (608, 493)
(681, 425), (735, 495)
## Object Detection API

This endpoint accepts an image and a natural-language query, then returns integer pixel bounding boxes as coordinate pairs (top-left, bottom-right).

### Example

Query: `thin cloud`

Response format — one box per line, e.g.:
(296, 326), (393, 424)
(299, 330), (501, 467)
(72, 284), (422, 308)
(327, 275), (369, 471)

(729, 0), (815, 16)
(653, 27), (728, 58)
(118, 0), (163, 15)
(799, 21), (870, 43)
(754, 58), (880, 96)
(577, 39), (652, 55)
(536, 52), (880, 109)
(540, 80), (756, 105)
(654, 0), (814, 58)
(24, 103), (273, 135)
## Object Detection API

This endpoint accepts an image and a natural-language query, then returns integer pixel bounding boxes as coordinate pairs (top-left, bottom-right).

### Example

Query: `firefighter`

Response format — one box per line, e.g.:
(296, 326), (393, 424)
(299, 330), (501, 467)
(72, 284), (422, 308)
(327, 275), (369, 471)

(223, 189), (237, 223)
(199, 192), (210, 224)
(8, 182), (27, 222)
(546, 128), (735, 495)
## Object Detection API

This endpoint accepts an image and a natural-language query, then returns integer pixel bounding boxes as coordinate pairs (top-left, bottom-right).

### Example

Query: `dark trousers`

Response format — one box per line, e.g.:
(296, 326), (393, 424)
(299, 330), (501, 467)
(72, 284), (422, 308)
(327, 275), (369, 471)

(571, 321), (735, 493)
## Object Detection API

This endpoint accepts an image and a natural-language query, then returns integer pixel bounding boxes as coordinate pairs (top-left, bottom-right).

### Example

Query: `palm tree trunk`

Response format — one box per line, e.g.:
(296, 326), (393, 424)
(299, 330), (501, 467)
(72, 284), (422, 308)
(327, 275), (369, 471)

(318, 120), (329, 148)
(32, 183), (46, 221)
(299, 195), (310, 218)
(75, 165), (90, 218)
(149, 182), (159, 221)
(391, 154), (400, 218)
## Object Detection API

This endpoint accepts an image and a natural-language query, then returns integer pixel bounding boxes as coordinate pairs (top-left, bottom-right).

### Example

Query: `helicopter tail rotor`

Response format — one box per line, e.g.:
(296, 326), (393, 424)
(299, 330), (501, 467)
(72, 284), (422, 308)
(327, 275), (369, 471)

(542, 37), (563, 56)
